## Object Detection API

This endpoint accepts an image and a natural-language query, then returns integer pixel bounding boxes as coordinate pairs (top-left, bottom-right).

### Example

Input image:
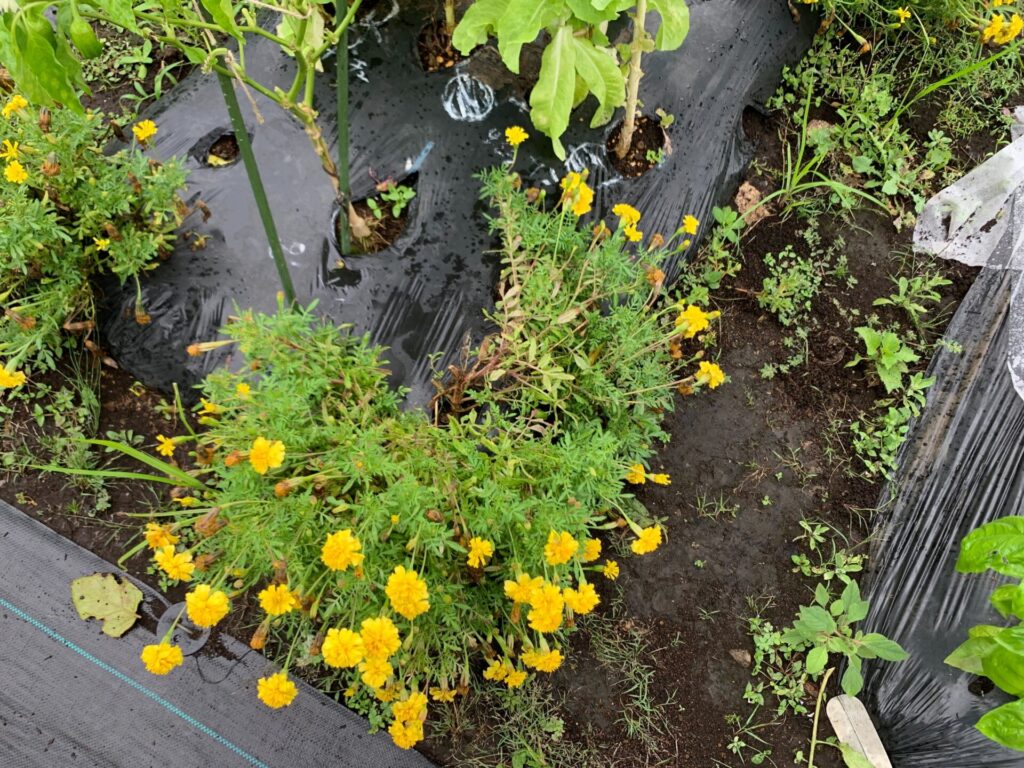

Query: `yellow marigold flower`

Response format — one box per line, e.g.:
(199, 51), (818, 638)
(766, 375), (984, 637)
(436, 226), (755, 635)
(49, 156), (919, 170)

(386, 565), (430, 620)
(650, 473), (671, 486)
(175, 496), (199, 507)
(360, 616), (401, 659)
(375, 686), (399, 702)
(696, 361), (726, 389)
(2, 94), (28, 118)
(467, 536), (494, 568)
(360, 656), (393, 688)
(623, 224), (643, 242)
(602, 560), (620, 580)
(582, 538), (602, 563)
(625, 463), (646, 485)
(0, 139), (19, 161)
(140, 641), (183, 675)
(144, 522), (178, 550)
(390, 514), (400, 524)
(236, 382), (251, 397)
(612, 203), (641, 226)
(322, 627), (365, 668)
(527, 582), (564, 633)
(893, 7), (910, 25)
(93, 237), (110, 251)
(430, 687), (457, 702)
(682, 214), (699, 235)
(132, 119), (158, 144)
(154, 545), (194, 581)
(997, 13), (1023, 43)
(199, 398), (221, 415)
(0, 366), (27, 389)
(560, 171), (594, 216)
(983, 13), (1006, 43)
(388, 718), (424, 750)
(153, 434), (176, 457)
(675, 304), (715, 338)
(392, 691), (428, 723)
(543, 530), (579, 566)
(5, 160), (28, 184)
(258, 583), (298, 616)
(321, 529), (364, 572)
(504, 573), (544, 603)
(563, 582), (600, 615)
(522, 648), (563, 673)
(185, 584), (230, 627)
(505, 125), (528, 147)
(631, 526), (663, 555)
(483, 660), (511, 681)
(257, 671), (297, 709)
(505, 669), (528, 688)
(249, 436), (285, 474)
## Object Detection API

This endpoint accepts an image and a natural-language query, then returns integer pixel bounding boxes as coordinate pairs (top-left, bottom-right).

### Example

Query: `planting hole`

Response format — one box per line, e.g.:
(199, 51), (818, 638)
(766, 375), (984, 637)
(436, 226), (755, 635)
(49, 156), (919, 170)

(606, 115), (670, 178)
(417, 18), (464, 72)
(334, 173), (418, 257)
(968, 676), (995, 696)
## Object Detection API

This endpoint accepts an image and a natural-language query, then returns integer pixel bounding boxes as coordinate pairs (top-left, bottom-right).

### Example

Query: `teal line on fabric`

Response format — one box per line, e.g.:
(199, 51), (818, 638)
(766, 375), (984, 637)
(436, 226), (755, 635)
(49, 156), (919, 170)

(0, 594), (271, 768)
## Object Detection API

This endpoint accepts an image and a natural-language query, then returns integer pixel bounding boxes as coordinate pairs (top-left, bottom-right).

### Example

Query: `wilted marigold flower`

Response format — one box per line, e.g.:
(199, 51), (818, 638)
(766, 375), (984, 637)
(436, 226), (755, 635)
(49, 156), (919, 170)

(522, 648), (563, 673)
(249, 436), (285, 474)
(392, 691), (428, 723)
(155, 434), (175, 457)
(505, 125), (528, 147)
(682, 214), (699, 235)
(360, 616), (401, 659)
(257, 671), (297, 709)
(527, 582), (564, 633)
(625, 463), (646, 484)
(140, 641), (183, 675)
(430, 687), (458, 702)
(696, 361), (726, 389)
(258, 583), (298, 616)
(144, 522), (178, 550)
(322, 627), (364, 668)
(504, 573), (543, 603)
(132, 119), (158, 144)
(483, 659), (512, 681)
(0, 366), (27, 389)
(250, 620), (270, 650)
(389, 718), (424, 750)
(645, 266), (665, 286)
(563, 582), (600, 614)
(467, 536), (494, 568)
(321, 529), (364, 571)
(602, 560), (620, 580)
(650, 473), (671, 486)
(631, 526), (663, 555)
(582, 538), (602, 563)
(2, 94), (28, 118)
(386, 565), (430, 620)
(543, 530), (579, 565)
(154, 545), (194, 581)
(175, 496), (199, 507)
(185, 584), (230, 627)
(0, 139), (19, 160)
(360, 656), (393, 688)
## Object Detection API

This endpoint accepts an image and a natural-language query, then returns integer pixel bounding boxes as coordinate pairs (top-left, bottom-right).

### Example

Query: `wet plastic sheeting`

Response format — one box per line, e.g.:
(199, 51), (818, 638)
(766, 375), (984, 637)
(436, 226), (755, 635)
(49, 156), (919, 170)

(101, 0), (813, 404)
(0, 501), (434, 768)
(859, 174), (1024, 761)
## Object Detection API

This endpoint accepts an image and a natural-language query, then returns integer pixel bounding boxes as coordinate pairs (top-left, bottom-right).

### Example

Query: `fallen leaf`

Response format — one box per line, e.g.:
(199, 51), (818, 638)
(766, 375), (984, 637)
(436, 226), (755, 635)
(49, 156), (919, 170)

(71, 573), (143, 638)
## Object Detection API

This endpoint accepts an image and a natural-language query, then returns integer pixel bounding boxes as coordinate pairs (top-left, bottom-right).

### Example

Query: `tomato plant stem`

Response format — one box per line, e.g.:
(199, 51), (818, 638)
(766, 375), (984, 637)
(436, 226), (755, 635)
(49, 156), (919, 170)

(616, 0), (647, 159)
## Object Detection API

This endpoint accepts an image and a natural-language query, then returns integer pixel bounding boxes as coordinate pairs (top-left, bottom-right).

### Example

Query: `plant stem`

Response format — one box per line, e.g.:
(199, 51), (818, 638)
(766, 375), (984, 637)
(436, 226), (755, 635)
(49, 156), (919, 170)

(215, 72), (297, 305)
(615, 0), (647, 159)
(444, 0), (457, 36)
(336, 20), (351, 253)
(807, 666), (835, 768)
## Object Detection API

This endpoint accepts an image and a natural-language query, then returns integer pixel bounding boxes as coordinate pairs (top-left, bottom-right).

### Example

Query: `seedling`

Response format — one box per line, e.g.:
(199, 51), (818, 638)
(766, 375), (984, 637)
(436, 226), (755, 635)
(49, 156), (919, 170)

(847, 326), (919, 394)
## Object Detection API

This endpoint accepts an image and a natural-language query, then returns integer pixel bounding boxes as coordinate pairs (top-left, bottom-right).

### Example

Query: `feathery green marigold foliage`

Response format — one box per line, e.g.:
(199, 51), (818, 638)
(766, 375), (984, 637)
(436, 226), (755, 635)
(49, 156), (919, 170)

(136, 165), (724, 749)
(0, 94), (187, 378)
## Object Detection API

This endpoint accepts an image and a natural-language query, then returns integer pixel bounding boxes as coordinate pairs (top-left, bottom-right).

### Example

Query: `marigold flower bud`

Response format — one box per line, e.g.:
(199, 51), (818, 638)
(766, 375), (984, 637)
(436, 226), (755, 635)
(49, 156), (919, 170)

(250, 620), (270, 650)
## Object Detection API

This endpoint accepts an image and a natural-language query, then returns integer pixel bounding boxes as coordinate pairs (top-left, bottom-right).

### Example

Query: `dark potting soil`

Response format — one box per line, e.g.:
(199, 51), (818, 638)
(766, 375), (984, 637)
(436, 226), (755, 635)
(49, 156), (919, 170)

(417, 18), (465, 73)
(606, 115), (669, 178)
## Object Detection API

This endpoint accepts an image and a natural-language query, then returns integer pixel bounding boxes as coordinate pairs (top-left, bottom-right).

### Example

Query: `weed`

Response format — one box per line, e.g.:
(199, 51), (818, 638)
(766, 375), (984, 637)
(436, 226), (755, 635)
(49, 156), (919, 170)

(694, 492), (740, 520)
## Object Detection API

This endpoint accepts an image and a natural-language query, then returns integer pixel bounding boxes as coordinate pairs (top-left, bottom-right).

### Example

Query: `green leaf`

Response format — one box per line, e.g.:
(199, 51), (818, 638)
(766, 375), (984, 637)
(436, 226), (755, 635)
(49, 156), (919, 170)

(957, 517), (1024, 578)
(805, 645), (829, 675)
(565, 0), (628, 25)
(984, 625), (1024, 696)
(569, 36), (625, 128)
(201, 0), (242, 41)
(647, 0), (690, 51)
(859, 633), (908, 662)
(838, 743), (875, 768)
(91, 0), (139, 33)
(529, 25), (576, 160)
(840, 656), (864, 696)
(71, 573), (143, 638)
(944, 631), (1000, 676)
(796, 604), (838, 634)
(496, 0), (565, 74)
(977, 699), (1024, 751)
(452, 0), (509, 54)
(5, 10), (83, 110)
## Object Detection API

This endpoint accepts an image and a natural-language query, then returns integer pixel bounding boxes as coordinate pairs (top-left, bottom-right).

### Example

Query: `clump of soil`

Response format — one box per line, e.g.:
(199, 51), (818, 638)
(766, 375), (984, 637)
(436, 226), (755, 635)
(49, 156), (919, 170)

(606, 115), (669, 177)
(417, 18), (465, 72)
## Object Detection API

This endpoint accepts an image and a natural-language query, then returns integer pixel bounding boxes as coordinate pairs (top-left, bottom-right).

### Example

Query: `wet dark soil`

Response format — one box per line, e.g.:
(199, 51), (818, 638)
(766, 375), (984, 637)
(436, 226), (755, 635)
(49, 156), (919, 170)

(418, 18), (465, 72)
(607, 115), (669, 178)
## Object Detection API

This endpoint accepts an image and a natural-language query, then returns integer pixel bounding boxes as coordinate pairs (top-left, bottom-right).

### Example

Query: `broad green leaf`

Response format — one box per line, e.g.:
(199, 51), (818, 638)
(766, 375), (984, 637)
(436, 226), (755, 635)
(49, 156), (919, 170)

(201, 0), (241, 41)
(805, 645), (828, 675)
(984, 625), (1024, 696)
(71, 573), (143, 638)
(570, 36), (625, 128)
(796, 604), (837, 634)
(977, 699), (1024, 751)
(841, 656), (864, 696)
(838, 743), (875, 768)
(647, 0), (690, 51)
(990, 583), (1024, 618)
(945, 632), (1000, 676)
(452, 0), (509, 54)
(957, 517), (1024, 578)
(859, 633), (908, 662)
(529, 26), (576, 160)
(565, 0), (628, 25)
(277, 8), (325, 68)
(92, 0), (139, 33)
(496, 0), (565, 74)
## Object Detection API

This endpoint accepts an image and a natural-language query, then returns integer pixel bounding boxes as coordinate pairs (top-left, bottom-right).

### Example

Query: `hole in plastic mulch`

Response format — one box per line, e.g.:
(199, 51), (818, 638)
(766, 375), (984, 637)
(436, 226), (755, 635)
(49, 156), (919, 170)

(417, 18), (464, 73)
(157, 601), (210, 656)
(968, 675), (996, 697)
(606, 114), (671, 178)
(189, 128), (242, 169)
(332, 172), (420, 260)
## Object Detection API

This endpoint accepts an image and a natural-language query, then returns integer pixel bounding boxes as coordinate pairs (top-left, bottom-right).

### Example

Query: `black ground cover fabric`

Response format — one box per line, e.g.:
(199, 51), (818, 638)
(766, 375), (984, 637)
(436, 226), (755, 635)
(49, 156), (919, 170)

(100, 0), (813, 405)
(0, 501), (435, 768)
